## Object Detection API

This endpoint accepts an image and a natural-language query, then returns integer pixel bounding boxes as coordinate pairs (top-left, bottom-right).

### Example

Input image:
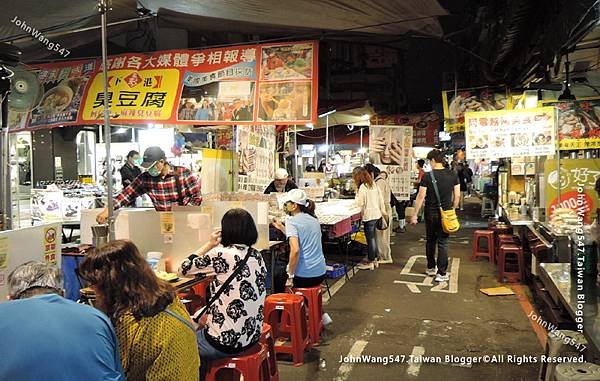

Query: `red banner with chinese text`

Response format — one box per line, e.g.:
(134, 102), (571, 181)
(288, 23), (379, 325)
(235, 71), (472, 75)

(373, 112), (440, 146)
(14, 41), (318, 131)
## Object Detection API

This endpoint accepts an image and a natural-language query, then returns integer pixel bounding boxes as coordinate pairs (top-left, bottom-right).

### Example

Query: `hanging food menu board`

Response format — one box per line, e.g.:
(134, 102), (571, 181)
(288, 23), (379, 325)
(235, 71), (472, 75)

(465, 107), (556, 160)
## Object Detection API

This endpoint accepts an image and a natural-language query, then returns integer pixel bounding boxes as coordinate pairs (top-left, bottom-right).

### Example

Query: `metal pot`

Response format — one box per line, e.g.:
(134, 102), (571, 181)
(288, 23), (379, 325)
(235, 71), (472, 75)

(91, 225), (110, 248)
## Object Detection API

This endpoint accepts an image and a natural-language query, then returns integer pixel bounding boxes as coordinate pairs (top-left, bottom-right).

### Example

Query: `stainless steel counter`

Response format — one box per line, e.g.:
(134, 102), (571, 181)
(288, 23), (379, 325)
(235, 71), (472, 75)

(500, 203), (534, 226)
(539, 263), (600, 355)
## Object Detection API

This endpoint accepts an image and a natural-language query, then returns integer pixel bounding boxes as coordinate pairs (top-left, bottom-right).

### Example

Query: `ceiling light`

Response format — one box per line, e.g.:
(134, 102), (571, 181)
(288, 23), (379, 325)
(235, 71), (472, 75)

(318, 109), (336, 118)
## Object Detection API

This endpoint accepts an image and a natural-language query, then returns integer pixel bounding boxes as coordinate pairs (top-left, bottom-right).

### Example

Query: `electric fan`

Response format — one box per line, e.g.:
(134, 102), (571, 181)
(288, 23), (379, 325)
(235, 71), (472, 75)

(8, 67), (43, 112)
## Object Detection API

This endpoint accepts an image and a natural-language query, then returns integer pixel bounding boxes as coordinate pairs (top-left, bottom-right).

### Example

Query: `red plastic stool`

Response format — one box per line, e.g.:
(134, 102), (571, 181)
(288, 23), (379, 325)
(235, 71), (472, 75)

(206, 343), (270, 381)
(496, 234), (517, 261)
(471, 230), (495, 262)
(264, 293), (310, 366)
(260, 323), (279, 381)
(498, 244), (524, 283)
(293, 285), (324, 346)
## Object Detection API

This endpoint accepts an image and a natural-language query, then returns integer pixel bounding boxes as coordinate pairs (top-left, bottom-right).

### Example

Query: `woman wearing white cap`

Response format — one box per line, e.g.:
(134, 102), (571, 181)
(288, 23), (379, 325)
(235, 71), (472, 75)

(272, 189), (326, 289)
(264, 168), (298, 194)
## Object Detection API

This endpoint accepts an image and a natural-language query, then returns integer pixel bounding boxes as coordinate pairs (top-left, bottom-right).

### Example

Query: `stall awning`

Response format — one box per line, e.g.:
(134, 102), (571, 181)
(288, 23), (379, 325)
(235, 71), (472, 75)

(315, 101), (375, 129)
(297, 125), (369, 145)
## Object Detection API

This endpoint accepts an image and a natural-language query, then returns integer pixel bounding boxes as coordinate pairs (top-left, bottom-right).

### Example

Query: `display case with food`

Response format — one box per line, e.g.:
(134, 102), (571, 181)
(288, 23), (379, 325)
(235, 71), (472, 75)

(548, 208), (581, 236)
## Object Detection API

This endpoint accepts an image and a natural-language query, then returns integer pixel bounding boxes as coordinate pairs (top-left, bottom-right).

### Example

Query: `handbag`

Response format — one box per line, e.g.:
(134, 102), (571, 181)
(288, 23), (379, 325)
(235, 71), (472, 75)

(192, 247), (254, 323)
(429, 171), (460, 234)
(376, 214), (389, 230)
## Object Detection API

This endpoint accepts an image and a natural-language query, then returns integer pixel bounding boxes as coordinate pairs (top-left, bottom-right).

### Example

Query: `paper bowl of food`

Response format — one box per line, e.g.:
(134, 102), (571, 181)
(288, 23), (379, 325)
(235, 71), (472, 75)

(38, 85), (73, 113)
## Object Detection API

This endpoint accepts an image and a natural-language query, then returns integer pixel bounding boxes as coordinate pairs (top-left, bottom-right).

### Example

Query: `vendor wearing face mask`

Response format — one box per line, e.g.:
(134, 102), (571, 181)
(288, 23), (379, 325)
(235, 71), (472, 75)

(96, 146), (202, 224)
(263, 168), (298, 194)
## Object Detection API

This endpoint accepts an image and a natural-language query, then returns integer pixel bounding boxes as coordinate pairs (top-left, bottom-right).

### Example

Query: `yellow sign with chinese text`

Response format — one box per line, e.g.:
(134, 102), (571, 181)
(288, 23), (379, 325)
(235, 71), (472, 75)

(544, 159), (600, 224)
(160, 212), (175, 235)
(43, 226), (58, 264)
(82, 69), (180, 121)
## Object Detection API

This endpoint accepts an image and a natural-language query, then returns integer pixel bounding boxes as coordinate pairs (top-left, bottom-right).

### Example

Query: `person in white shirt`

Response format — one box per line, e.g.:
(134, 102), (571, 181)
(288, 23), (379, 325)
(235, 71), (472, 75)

(365, 164), (393, 264)
(353, 167), (388, 270)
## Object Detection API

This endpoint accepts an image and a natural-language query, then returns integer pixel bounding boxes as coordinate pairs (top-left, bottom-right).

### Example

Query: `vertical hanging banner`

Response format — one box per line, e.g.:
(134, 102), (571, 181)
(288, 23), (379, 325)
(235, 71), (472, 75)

(369, 125), (413, 200)
(14, 41), (318, 131)
(237, 125), (276, 181)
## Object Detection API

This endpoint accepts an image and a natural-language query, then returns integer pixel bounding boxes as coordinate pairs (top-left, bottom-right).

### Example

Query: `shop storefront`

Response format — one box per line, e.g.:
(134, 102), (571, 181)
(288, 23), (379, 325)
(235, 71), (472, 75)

(464, 101), (600, 355)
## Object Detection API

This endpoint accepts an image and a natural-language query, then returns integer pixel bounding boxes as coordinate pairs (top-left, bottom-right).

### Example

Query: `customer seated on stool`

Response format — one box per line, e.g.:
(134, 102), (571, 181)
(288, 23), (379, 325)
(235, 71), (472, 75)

(179, 208), (267, 381)
(272, 189), (327, 290)
(78, 240), (199, 381)
(0, 261), (125, 381)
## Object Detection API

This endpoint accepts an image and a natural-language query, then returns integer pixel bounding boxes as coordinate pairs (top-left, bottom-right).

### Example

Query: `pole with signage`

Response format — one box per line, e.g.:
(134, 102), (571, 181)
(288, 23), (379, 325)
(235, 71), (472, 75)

(319, 109), (336, 169)
(0, 67), (11, 230)
(99, 0), (115, 240)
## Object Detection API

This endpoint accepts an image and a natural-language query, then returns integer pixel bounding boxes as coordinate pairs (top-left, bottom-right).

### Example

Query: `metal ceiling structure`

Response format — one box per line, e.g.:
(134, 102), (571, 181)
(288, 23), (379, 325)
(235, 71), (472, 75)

(1, 1), (599, 91)
(1, 0), (448, 61)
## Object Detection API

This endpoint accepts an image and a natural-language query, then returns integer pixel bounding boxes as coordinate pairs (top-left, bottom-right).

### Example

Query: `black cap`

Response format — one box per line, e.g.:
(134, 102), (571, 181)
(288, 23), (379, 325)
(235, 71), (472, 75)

(141, 146), (166, 168)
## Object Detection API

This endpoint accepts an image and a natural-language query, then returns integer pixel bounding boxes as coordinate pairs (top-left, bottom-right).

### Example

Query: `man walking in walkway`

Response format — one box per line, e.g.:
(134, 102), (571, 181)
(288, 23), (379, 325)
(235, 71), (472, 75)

(409, 149), (460, 282)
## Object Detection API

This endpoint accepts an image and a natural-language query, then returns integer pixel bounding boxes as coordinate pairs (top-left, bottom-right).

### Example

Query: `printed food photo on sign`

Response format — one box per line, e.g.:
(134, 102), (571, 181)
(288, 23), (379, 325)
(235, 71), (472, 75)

(258, 82), (311, 122)
(533, 133), (551, 146)
(8, 111), (27, 131)
(179, 81), (255, 122)
(374, 111), (440, 147)
(29, 61), (95, 128)
(492, 135), (506, 148)
(443, 87), (509, 131)
(511, 133), (530, 147)
(260, 43), (313, 81)
(469, 135), (489, 150)
(540, 99), (600, 149)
